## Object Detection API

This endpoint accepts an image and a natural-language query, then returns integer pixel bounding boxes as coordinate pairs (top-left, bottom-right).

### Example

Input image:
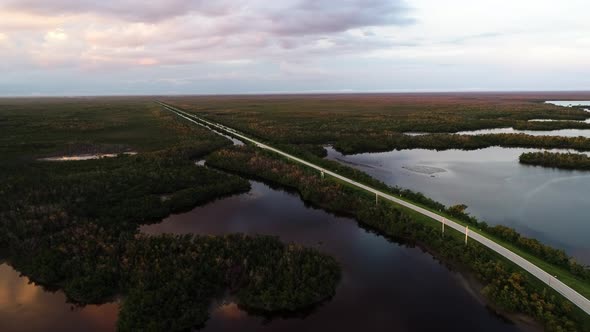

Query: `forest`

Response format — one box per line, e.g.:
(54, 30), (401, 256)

(206, 145), (590, 332)
(161, 93), (590, 155)
(520, 151), (590, 171)
(0, 99), (340, 331)
(3, 95), (590, 331)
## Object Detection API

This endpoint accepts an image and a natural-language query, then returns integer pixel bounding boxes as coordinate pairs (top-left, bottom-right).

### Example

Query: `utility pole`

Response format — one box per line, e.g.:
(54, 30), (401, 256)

(465, 226), (469, 245)
(321, 169), (324, 179)
(441, 217), (445, 235)
(375, 193), (378, 205)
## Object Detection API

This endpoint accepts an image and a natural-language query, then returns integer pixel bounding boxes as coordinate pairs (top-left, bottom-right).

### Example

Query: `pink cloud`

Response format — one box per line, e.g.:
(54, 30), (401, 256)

(0, 0), (414, 71)
(2, 0), (234, 22)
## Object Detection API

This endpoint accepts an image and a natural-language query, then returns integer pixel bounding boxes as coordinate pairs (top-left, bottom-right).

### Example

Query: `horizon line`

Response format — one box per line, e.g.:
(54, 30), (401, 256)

(2, 89), (590, 98)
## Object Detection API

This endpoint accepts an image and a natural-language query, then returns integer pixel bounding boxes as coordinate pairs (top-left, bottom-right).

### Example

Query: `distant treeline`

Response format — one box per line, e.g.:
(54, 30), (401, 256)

(163, 97), (590, 155)
(520, 151), (590, 171)
(206, 145), (590, 332)
(513, 121), (590, 131)
(334, 133), (590, 154)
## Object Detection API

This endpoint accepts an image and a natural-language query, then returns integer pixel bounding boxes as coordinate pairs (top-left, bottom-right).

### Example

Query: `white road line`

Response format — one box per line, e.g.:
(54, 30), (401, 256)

(159, 101), (590, 315)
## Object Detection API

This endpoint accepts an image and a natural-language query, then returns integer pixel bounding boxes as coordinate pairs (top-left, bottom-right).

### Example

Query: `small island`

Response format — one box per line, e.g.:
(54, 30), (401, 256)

(520, 151), (590, 170)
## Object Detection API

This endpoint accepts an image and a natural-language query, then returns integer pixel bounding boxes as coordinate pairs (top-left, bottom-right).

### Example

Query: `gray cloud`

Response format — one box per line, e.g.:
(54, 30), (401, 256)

(2, 0), (234, 22)
(1, 0), (416, 69)
(269, 0), (414, 35)
(3, 0), (413, 34)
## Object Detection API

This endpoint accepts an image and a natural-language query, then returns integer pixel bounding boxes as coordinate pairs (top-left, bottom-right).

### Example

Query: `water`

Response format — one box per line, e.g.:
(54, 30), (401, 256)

(38, 152), (137, 161)
(455, 127), (590, 138)
(545, 101), (590, 107)
(0, 181), (529, 331)
(405, 125), (590, 137)
(325, 147), (590, 264)
(142, 181), (526, 332)
(0, 263), (118, 332)
(529, 118), (590, 123)
(200, 123), (244, 146)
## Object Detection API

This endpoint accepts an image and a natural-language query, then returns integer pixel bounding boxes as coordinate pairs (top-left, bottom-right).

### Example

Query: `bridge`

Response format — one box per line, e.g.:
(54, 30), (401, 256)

(157, 101), (590, 316)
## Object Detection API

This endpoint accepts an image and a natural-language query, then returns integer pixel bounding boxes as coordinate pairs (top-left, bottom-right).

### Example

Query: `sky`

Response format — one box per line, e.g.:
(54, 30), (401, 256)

(0, 0), (589, 96)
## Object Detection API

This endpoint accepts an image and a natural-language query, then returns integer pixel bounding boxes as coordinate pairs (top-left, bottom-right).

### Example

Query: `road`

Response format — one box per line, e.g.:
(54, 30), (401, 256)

(158, 101), (590, 316)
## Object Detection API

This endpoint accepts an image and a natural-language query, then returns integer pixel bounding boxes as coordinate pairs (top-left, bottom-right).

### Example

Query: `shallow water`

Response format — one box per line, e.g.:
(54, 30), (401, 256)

(405, 126), (590, 137)
(455, 127), (590, 138)
(529, 118), (590, 123)
(545, 101), (590, 107)
(326, 146), (590, 264)
(38, 152), (137, 161)
(142, 181), (525, 332)
(0, 264), (118, 332)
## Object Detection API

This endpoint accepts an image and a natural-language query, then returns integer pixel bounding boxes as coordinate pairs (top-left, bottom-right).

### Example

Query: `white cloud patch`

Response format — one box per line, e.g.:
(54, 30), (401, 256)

(45, 28), (68, 41)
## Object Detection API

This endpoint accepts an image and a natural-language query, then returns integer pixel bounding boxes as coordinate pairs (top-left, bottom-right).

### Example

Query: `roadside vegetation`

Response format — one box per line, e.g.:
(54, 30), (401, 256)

(0, 99), (340, 331)
(206, 145), (590, 331)
(520, 151), (590, 171)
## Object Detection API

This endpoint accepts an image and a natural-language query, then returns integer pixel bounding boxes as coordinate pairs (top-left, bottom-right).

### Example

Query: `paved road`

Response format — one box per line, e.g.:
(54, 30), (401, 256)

(158, 101), (590, 316)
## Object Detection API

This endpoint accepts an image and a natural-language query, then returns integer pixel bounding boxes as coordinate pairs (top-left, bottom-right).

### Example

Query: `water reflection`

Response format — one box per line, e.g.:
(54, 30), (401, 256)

(406, 126), (590, 138)
(455, 127), (590, 138)
(529, 118), (590, 123)
(142, 181), (526, 332)
(545, 101), (590, 107)
(0, 263), (118, 332)
(325, 146), (590, 264)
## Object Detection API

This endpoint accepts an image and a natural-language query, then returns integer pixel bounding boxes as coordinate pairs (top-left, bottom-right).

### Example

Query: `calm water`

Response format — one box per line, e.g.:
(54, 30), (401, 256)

(529, 118), (590, 123)
(142, 181), (526, 332)
(326, 147), (590, 264)
(0, 263), (118, 332)
(404, 126), (590, 137)
(455, 127), (590, 138)
(545, 101), (590, 107)
(0, 181), (528, 331)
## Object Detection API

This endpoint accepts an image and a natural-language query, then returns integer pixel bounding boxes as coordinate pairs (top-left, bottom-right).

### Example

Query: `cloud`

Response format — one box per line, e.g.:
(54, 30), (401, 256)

(2, 0), (412, 34)
(45, 28), (68, 42)
(2, 0), (413, 33)
(0, 10), (66, 31)
(1, 0), (233, 22)
(0, 2), (539, 67)
(0, 0), (414, 71)
(5, 0), (588, 95)
(268, 0), (413, 35)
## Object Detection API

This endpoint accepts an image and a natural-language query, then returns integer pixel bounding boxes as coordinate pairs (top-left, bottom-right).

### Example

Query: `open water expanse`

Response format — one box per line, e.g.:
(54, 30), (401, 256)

(326, 146), (590, 265)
